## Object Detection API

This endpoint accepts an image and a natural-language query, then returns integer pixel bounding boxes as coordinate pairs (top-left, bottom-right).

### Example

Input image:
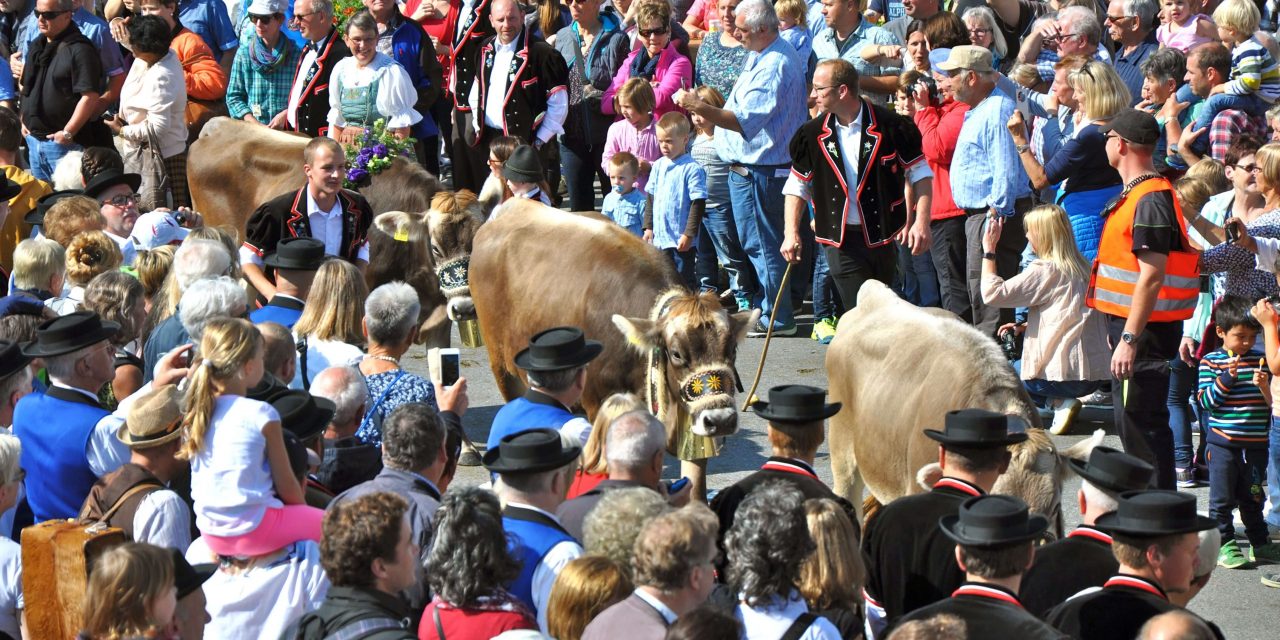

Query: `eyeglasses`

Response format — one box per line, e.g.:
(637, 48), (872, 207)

(1235, 164), (1262, 174)
(968, 27), (991, 35)
(248, 13), (279, 23)
(291, 10), (318, 22)
(812, 84), (838, 94)
(638, 26), (669, 37)
(102, 194), (139, 207)
(1104, 15), (1135, 23)
(34, 9), (68, 20)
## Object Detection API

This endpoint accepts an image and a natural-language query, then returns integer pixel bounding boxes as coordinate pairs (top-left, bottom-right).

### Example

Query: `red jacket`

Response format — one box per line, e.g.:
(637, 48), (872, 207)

(913, 99), (969, 222)
(419, 601), (537, 640)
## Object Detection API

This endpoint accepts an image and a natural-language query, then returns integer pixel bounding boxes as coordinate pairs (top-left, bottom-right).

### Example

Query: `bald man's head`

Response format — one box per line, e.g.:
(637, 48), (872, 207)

(1137, 611), (1216, 640)
(491, 0), (524, 43)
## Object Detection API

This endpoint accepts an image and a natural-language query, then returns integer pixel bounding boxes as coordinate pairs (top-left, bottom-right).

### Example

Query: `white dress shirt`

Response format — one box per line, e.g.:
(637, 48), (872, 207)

(468, 34), (569, 144)
(187, 537), (330, 640)
(288, 31), (333, 128)
(505, 501), (584, 634)
(634, 588), (678, 625)
(783, 109), (932, 226)
(238, 188), (371, 268)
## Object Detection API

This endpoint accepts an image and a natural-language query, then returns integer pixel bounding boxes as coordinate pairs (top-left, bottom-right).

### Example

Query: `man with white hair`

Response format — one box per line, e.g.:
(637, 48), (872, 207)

(1107, 0), (1159, 106)
(674, 0), (808, 337)
(1018, 5), (1111, 86)
(178, 276), (248, 342)
(310, 366), (380, 495)
(142, 238), (232, 382)
(556, 410), (686, 540)
(1020, 447), (1155, 617)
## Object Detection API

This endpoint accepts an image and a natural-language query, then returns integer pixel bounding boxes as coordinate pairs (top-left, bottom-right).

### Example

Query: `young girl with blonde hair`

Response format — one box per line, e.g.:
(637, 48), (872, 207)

(182, 318), (322, 557)
(79, 542), (178, 640)
(980, 205), (1112, 434)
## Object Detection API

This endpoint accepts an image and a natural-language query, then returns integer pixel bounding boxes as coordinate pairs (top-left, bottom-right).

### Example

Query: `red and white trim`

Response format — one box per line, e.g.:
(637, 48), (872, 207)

(761, 459), (819, 481)
(952, 584), (1023, 607)
(933, 477), (983, 497)
(1104, 575), (1167, 600)
(1067, 526), (1114, 545)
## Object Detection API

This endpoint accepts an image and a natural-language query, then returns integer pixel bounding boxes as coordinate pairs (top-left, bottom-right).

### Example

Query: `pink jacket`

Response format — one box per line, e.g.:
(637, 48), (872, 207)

(601, 42), (692, 118)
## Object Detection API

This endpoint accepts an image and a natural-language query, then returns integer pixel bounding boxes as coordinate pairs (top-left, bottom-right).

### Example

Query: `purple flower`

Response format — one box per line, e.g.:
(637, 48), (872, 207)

(358, 147), (374, 160)
(347, 168), (369, 183)
(372, 143), (388, 157)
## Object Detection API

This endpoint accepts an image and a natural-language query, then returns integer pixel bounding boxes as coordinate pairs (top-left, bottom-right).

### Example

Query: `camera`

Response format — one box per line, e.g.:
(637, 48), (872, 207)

(999, 329), (1022, 362)
(916, 76), (939, 105)
(173, 209), (190, 226)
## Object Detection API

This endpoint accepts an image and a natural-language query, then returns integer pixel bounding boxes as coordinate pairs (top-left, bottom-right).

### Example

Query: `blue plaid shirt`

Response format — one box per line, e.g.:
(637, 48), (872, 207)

(1036, 43), (1111, 83)
(951, 91), (1031, 215)
(714, 36), (808, 167)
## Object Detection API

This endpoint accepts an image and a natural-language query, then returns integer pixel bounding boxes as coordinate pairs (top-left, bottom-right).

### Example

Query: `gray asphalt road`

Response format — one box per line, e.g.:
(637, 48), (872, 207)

(403, 320), (1274, 639)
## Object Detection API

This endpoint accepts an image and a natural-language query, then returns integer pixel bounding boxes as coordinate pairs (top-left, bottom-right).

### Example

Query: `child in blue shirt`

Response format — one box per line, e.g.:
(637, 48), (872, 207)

(776, 0), (812, 62)
(601, 152), (647, 237)
(644, 112), (706, 288)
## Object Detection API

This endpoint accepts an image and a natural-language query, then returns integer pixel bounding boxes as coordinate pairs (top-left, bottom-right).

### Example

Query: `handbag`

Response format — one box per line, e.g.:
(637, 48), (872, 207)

(124, 128), (173, 211)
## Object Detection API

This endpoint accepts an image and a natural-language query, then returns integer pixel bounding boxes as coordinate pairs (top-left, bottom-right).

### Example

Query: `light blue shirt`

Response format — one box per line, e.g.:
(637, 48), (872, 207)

(602, 188), (647, 237)
(0, 59), (14, 101)
(779, 26), (811, 64)
(715, 36), (808, 167)
(646, 154), (707, 249)
(179, 0), (239, 59)
(808, 18), (900, 100)
(951, 91), (1031, 216)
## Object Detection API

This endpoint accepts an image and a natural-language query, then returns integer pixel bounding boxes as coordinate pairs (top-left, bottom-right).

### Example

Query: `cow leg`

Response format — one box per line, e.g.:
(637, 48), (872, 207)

(682, 459), (708, 504)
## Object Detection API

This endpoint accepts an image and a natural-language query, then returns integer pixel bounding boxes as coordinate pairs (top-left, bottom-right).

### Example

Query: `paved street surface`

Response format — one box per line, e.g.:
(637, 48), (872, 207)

(403, 320), (1273, 638)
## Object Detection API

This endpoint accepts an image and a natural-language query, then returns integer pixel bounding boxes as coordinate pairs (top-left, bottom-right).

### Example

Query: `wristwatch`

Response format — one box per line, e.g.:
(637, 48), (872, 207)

(1121, 331), (1139, 344)
(1015, 143), (1030, 154)
(982, 252), (997, 260)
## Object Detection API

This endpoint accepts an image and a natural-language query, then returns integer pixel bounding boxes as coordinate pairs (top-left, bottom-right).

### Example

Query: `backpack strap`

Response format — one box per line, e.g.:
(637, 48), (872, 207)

(328, 617), (405, 640)
(296, 334), (310, 389)
(780, 612), (818, 640)
(78, 481), (165, 523)
(432, 606), (447, 640)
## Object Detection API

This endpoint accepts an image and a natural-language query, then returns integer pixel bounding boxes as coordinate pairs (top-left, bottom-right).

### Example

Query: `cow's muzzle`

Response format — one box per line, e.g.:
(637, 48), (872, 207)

(680, 367), (738, 437)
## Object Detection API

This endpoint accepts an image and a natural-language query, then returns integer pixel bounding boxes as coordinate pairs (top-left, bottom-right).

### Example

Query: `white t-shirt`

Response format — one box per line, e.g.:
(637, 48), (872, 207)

(736, 591), (842, 640)
(289, 335), (363, 390)
(187, 537), (329, 640)
(0, 537), (21, 639)
(190, 395), (283, 537)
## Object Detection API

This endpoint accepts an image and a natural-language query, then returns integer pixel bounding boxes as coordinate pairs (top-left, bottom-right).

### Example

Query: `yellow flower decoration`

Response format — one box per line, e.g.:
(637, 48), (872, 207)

(690, 378), (704, 395)
(707, 374), (722, 391)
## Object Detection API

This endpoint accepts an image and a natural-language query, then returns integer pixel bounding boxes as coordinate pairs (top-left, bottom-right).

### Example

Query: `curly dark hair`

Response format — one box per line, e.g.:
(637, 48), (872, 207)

(427, 486), (522, 605)
(724, 481), (815, 605)
(320, 491), (409, 588)
(127, 14), (174, 56)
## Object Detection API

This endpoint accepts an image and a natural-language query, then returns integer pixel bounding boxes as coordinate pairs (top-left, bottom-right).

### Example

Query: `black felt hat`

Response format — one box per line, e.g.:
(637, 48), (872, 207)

(923, 409), (1029, 448)
(940, 494), (1050, 548)
(1095, 490), (1217, 536)
(26, 189), (83, 226)
(271, 390), (337, 443)
(482, 428), (582, 474)
(0, 340), (32, 380)
(170, 549), (216, 600)
(1068, 446), (1155, 494)
(502, 145), (544, 184)
(82, 169), (142, 200)
(264, 237), (327, 270)
(20, 311), (120, 357)
(514, 326), (603, 372)
(751, 384), (841, 423)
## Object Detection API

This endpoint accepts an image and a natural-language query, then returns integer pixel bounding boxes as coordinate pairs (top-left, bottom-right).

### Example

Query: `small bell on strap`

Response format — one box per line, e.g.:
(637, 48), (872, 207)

(457, 318), (484, 348)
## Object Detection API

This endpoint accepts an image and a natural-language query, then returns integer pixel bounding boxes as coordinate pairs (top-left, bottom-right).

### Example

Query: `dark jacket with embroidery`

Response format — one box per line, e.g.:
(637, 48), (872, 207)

(289, 29), (352, 137)
(469, 27), (568, 146)
(243, 187), (374, 263)
(788, 100), (925, 249)
(451, 0), (494, 109)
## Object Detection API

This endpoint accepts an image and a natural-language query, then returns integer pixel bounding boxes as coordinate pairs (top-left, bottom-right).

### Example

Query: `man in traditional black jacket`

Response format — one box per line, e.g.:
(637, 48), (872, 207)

(781, 57), (933, 306)
(283, 0), (351, 137)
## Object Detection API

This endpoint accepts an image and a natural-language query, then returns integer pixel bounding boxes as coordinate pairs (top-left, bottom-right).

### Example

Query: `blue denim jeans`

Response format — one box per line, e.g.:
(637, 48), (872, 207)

(1168, 357), (1198, 469)
(895, 243), (941, 307)
(1268, 416), (1280, 527)
(1023, 378), (1104, 407)
(812, 248), (840, 320)
(1190, 93), (1267, 152)
(25, 135), (81, 182)
(662, 248), (697, 289)
(729, 167), (793, 328)
(700, 203), (753, 300)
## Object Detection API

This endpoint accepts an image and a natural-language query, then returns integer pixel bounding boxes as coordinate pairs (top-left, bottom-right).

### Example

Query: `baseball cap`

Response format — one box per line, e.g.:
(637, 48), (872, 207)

(246, 0), (285, 15)
(129, 210), (189, 250)
(928, 48), (952, 75)
(935, 45), (994, 74)
(1099, 108), (1161, 146)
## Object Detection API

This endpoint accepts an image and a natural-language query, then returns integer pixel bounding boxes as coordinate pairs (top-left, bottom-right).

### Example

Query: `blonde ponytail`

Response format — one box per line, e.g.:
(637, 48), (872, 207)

(179, 318), (263, 460)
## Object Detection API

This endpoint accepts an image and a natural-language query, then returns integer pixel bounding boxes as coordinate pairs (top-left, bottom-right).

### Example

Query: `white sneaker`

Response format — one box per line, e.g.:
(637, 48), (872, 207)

(1050, 398), (1082, 435)
(1081, 390), (1112, 406)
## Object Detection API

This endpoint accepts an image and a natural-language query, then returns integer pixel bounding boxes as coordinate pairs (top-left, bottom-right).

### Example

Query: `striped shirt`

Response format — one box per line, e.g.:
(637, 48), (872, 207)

(1197, 348), (1271, 447)
(714, 36), (808, 167)
(1226, 36), (1280, 103)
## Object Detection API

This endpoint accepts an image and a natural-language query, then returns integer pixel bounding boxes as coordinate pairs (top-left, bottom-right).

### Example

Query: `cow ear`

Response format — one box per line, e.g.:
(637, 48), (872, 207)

(612, 315), (660, 352)
(728, 309), (762, 343)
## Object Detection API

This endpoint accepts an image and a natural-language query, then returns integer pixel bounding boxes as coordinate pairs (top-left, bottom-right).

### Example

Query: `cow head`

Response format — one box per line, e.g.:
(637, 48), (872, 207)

(424, 190), (486, 322)
(612, 291), (759, 438)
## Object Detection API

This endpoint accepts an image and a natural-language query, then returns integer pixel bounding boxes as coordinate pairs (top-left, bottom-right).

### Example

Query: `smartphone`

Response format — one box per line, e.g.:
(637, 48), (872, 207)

(429, 347), (461, 386)
(1226, 219), (1242, 244)
(667, 477), (690, 493)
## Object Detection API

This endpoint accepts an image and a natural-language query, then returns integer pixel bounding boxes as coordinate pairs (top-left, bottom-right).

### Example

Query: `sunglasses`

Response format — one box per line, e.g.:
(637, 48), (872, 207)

(34, 9), (68, 20)
(248, 13), (279, 23)
(103, 194), (140, 207)
(638, 26), (669, 37)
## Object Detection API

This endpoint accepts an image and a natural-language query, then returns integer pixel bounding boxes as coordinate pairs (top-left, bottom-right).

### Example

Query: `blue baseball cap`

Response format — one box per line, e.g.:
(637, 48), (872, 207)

(929, 48), (952, 75)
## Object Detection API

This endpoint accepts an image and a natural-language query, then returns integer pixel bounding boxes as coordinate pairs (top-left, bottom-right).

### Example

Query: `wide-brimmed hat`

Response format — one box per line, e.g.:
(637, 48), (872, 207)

(26, 189), (83, 226)
(502, 145), (544, 184)
(0, 177), (20, 202)
(272, 390), (336, 443)
(751, 384), (841, 423)
(514, 326), (603, 372)
(117, 385), (183, 449)
(483, 428), (582, 474)
(264, 237), (327, 271)
(940, 494), (1050, 548)
(935, 45), (994, 73)
(1068, 446), (1154, 494)
(82, 169), (142, 200)
(0, 340), (32, 380)
(1095, 490), (1217, 536)
(21, 311), (120, 357)
(170, 549), (216, 600)
(923, 409), (1028, 448)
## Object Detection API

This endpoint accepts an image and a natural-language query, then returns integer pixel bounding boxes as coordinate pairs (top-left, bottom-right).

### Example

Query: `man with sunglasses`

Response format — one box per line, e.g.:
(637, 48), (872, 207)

(1107, 0), (1158, 107)
(18, 0), (111, 182)
(285, 0), (351, 136)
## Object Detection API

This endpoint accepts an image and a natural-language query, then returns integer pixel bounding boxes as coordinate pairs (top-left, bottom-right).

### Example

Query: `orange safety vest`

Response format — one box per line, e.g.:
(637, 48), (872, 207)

(1087, 177), (1200, 322)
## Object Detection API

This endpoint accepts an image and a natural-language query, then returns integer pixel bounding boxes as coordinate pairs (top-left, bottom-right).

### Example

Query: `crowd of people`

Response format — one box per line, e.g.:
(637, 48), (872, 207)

(0, 0), (1277, 637)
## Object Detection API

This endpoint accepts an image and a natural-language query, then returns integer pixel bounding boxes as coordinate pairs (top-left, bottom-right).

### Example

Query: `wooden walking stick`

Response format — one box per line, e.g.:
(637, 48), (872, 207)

(742, 261), (795, 411)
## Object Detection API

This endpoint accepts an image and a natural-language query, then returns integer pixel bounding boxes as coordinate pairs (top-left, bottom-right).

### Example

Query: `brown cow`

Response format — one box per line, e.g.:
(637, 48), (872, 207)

(826, 280), (1099, 537)
(467, 200), (758, 499)
(187, 117), (443, 236)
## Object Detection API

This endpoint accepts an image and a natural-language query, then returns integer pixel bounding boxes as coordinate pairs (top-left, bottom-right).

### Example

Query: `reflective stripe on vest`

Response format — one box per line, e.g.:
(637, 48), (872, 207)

(1086, 178), (1200, 322)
